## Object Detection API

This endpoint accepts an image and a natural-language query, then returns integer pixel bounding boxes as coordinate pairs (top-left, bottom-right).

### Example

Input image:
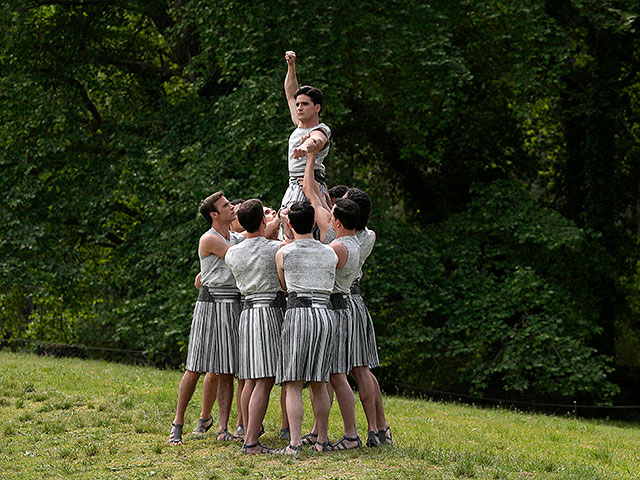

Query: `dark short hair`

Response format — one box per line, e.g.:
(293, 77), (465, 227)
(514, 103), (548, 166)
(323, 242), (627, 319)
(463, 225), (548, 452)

(199, 191), (224, 223)
(230, 198), (245, 206)
(332, 198), (360, 230)
(294, 85), (323, 107)
(328, 185), (348, 200)
(288, 200), (315, 235)
(346, 188), (371, 231)
(237, 199), (264, 233)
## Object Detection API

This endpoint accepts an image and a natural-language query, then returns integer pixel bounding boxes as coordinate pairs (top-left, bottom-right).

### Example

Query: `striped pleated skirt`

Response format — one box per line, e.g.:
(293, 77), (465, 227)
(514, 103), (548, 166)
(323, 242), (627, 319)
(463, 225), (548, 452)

(330, 294), (353, 375)
(238, 293), (284, 380)
(280, 177), (329, 209)
(185, 286), (241, 374)
(347, 293), (380, 369)
(276, 294), (335, 384)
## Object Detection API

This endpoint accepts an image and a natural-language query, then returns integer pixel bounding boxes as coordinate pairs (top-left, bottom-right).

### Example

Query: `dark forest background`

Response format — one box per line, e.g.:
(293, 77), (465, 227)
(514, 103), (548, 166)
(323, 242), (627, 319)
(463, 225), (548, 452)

(1, 0), (640, 406)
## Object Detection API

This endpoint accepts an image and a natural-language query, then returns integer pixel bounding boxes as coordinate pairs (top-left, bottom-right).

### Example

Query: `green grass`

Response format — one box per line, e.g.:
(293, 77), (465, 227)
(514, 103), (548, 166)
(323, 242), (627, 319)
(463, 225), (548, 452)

(1, 351), (639, 479)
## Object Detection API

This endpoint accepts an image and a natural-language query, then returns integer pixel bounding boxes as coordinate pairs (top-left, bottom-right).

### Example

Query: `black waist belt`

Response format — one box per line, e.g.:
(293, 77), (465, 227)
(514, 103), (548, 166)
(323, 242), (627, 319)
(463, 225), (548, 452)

(330, 293), (348, 310)
(286, 291), (331, 309)
(350, 280), (361, 295)
(291, 170), (325, 183)
(243, 292), (286, 310)
(198, 286), (241, 303)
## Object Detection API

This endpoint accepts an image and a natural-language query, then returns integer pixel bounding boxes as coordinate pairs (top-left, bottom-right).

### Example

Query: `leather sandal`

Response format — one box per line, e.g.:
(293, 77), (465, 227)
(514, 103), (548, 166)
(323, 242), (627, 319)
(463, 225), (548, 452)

(313, 441), (332, 452)
(272, 443), (303, 455)
(241, 442), (274, 455)
(192, 414), (214, 435)
(366, 430), (378, 447)
(331, 435), (362, 450)
(301, 432), (318, 446)
(217, 428), (239, 441)
(168, 423), (183, 445)
(377, 426), (392, 445)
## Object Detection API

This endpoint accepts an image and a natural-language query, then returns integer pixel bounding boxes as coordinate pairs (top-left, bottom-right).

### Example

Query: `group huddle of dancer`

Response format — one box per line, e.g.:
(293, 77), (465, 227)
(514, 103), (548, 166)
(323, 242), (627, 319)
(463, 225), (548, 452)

(167, 51), (391, 455)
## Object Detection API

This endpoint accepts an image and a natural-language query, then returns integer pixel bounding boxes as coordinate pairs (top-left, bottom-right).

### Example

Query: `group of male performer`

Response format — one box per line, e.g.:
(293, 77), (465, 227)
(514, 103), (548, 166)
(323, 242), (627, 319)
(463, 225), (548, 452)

(167, 51), (391, 455)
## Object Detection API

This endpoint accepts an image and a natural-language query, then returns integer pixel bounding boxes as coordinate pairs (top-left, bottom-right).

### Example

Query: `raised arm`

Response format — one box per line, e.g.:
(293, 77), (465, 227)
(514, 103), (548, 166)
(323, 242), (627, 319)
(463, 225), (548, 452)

(284, 50), (299, 126)
(302, 150), (331, 239)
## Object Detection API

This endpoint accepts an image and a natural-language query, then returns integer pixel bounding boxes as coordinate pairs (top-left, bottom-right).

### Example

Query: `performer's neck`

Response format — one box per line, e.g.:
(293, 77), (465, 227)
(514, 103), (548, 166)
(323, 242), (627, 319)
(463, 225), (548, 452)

(298, 118), (319, 129)
(335, 228), (356, 238)
(210, 221), (232, 239)
(293, 232), (313, 241)
(245, 229), (265, 239)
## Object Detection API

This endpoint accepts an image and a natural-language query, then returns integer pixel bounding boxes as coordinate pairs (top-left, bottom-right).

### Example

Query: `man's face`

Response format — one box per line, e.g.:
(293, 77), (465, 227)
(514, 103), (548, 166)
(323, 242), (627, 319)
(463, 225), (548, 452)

(213, 196), (236, 223)
(263, 206), (277, 223)
(295, 94), (321, 122)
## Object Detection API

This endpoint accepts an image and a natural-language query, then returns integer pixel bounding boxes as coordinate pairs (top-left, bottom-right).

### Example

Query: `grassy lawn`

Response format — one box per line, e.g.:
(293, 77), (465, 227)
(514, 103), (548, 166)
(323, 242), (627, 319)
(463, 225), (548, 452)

(0, 351), (639, 479)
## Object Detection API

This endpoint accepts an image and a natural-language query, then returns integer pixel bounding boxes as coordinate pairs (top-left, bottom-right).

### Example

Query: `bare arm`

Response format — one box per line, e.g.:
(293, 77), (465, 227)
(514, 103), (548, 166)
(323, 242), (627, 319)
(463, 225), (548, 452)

(301, 150), (331, 239)
(194, 272), (201, 290)
(199, 233), (231, 260)
(275, 248), (287, 290)
(330, 241), (348, 269)
(264, 216), (281, 240)
(292, 130), (328, 159)
(284, 50), (299, 126)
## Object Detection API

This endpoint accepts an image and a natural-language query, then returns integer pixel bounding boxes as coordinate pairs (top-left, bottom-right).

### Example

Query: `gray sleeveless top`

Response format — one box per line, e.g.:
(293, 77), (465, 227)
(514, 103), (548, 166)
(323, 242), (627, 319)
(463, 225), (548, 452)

(355, 227), (375, 281)
(332, 235), (361, 294)
(281, 238), (338, 293)
(287, 122), (331, 177)
(322, 223), (336, 244)
(224, 236), (283, 295)
(199, 228), (244, 288)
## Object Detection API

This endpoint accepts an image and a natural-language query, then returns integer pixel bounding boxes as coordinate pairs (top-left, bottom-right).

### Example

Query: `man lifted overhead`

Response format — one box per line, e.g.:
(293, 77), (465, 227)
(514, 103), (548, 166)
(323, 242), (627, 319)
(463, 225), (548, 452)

(279, 50), (331, 212)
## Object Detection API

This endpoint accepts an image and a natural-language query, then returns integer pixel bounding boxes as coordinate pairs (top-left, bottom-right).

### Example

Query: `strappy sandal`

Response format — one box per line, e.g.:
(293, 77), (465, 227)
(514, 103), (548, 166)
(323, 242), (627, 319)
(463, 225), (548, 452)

(366, 430), (378, 447)
(216, 428), (239, 441)
(279, 428), (290, 440)
(377, 426), (392, 445)
(313, 441), (332, 452)
(331, 435), (362, 450)
(168, 423), (183, 445)
(300, 432), (318, 446)
(272, 443), (303, 455)
(241, 442), (274, 455)
(192, 414), (214, 435)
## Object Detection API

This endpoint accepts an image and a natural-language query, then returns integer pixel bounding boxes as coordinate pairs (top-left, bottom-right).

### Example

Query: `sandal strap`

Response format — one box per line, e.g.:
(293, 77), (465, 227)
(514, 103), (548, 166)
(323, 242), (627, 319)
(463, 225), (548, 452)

(377, 426), (392, 444)
(332, 435), (362, 450)
(301, 432), (318, 445)
(193, 414), (214, 433)
(217, 428), (238, 441)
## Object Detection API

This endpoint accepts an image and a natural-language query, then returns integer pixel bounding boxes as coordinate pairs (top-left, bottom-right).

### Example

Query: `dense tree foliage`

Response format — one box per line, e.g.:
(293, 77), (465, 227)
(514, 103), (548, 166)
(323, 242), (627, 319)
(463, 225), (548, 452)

(1, 0), (639, 403)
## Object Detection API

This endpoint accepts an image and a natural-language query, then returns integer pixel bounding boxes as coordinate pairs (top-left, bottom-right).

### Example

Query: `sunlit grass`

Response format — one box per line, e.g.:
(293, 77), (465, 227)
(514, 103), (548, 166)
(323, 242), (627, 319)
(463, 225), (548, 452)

(1, 351), (639, 479)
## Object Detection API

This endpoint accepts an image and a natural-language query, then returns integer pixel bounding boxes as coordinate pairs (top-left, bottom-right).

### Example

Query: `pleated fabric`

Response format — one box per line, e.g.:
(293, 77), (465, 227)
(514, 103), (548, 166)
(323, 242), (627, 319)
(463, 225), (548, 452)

(347, 293), (380, 369)
(280, 177), (329, 209)
(276, 306), (335, 384)
(330, 305), (354, 374)
(238, 305), (283, 380)
(185, 295), (241, 374)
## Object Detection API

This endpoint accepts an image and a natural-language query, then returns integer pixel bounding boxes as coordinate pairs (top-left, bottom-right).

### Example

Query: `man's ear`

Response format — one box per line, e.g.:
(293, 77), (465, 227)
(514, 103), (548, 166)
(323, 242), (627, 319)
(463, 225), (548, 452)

(315, 103), (321, 114)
